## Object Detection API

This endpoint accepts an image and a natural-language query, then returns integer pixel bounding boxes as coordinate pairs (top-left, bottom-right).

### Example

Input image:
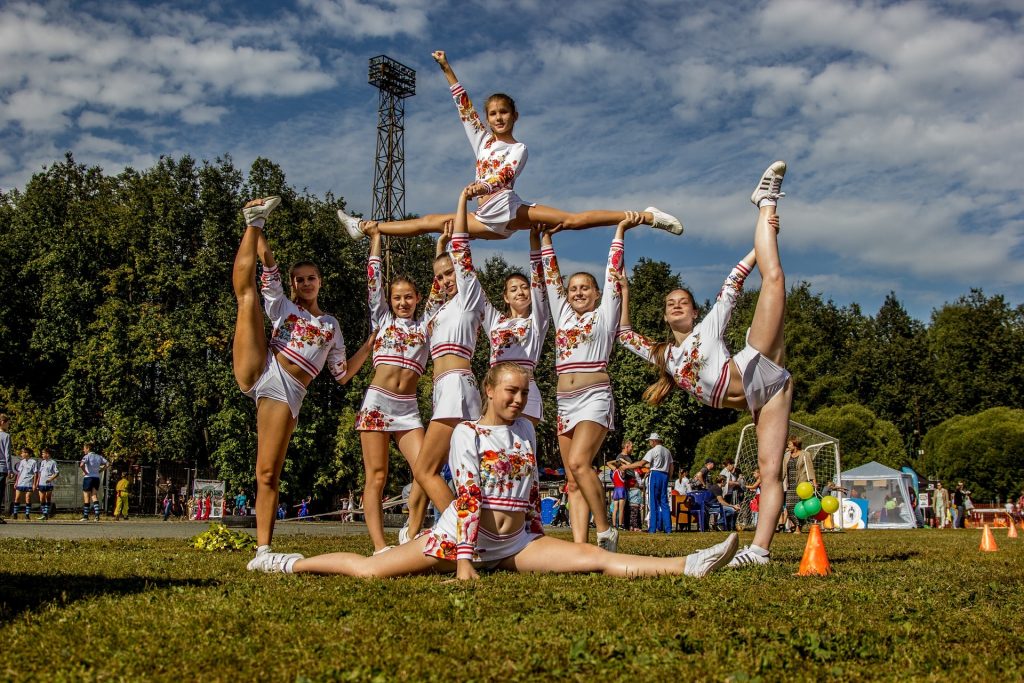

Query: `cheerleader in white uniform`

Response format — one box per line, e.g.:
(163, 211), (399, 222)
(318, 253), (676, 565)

(356, 222), (434, 553)
(252, 363), (738, 579)
(540, 212), (643, 552)
(617, 162), (793, 568)
(233, 197), (374, 571)
(337, 51), (682, 241)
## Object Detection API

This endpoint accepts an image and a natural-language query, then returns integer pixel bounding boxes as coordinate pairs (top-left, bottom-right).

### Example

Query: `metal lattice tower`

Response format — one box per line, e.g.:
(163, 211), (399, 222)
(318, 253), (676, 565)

(368, 55), (415, 280)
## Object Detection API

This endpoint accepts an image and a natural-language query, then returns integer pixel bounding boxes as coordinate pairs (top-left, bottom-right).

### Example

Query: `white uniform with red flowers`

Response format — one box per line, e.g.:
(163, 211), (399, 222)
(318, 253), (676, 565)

(482, 250), (550, 420)
(617, 261), (790, 413)
(423, 418), (544, 566)
(244, 265), (347, 419)
(450, 83), (535, 237)
(356, 256), (430, 432)
(425, 234), (487, 421)
(543, 238), (624, 434)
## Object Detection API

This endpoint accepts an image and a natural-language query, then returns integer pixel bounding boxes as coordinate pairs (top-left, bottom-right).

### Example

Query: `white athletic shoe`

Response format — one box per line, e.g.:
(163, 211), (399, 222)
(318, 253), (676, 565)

(398, 525), (410, 545)
(750, 161), (787, 206)
(683, 532), (739, 578)
(644, 206), (684, 235)
(726, 545), (771, 568)
(247, 551), (304, 573)
(596, 527), (619, 553)
(336, 209), (366, 239)
(242, 196), (281, 225)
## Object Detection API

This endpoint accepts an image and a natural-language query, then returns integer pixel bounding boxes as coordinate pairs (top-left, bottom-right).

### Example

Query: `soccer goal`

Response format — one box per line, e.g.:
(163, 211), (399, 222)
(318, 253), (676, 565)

(733, 420), (842, 531)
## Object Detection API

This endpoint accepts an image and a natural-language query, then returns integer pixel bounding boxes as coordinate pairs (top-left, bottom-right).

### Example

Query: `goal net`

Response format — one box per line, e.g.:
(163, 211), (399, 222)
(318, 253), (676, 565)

(733, 420), (842, 531)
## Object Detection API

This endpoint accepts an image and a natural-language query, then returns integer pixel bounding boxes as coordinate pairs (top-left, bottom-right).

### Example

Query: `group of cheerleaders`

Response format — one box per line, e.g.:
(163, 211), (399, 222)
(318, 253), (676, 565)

(231, 51), (792, 580)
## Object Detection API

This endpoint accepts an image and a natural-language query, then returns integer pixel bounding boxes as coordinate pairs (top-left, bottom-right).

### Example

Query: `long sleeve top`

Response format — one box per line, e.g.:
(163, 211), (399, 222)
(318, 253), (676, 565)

(542, 238), (624, 375)
(483, 250), (550, 369)
(450, 82), (528, 197)
(367, 256), (430, 375)
(262, 265), (347, 381)
(443, 418), (544, 561)
(0, 431), (10, 473)
(617, 261), (751, 408)
(427, 234), (486, 361)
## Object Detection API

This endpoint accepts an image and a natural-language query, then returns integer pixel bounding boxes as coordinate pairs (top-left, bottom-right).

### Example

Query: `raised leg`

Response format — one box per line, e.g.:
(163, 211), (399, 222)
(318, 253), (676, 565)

(254, 398), (298, 547)
(513, 204), (679, 233)
(231, 226), (270, 391)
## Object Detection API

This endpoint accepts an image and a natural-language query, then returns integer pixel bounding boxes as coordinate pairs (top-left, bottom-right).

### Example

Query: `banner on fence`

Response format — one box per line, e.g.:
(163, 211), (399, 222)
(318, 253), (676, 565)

(191, 479), (226, 519)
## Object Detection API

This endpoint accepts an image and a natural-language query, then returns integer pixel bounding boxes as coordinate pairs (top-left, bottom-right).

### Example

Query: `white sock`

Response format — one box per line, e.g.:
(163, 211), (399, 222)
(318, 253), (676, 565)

(597, 527), (616, 538)
(748, 544), (769, 556)
(256, 544), (271, 555)
(758, 198), (777, 208)
(249, 218), (266, 229)
(284, 556), (299, 574)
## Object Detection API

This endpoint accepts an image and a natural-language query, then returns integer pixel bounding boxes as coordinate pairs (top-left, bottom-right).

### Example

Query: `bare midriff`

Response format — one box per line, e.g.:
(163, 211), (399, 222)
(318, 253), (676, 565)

(556, 370), (609, 393)
(433, 354), (472, 376)
(480, 508), (526, 536)
(370, 364), (422, 396)
(275, 352), (316, 388)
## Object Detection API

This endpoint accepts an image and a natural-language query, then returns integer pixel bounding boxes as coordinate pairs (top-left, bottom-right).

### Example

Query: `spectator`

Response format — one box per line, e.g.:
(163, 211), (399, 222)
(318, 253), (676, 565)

(627, 473), (645, 531)
(12, 447), (38, 520)
(235, 490), (248, 516)
(297, 496), (311, 519)
(162, 493), (173, 521)
(606, 441), (633, 530)
(277, 502), (287, 520)
(0, 414), (11, 523)
(186, 495), (197, 520)
(933, 482), (950, 528)
(746, 468), (762, 528)
(693, 459), (716, 491)
(345, 490), (356, 522)
(709, 475), (740, 531)
(622, 434), (673, 534)
(36, 448), (59, 520)
(952, 482), (970, 529)
(781, 438), (816, 533)
(720, 459), (741, 504)
(79, 443), (109, 522)
(113, 472), (131, 521)
(673, 469), (692, 496)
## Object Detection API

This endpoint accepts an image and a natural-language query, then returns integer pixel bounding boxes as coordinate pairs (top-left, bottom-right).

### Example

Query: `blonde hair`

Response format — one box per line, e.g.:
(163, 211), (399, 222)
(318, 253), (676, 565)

(480, 362), (530, 415)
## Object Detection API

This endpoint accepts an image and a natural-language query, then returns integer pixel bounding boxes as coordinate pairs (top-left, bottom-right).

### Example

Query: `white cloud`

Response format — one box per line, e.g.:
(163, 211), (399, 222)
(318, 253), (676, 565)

(297, 0), (431, 38)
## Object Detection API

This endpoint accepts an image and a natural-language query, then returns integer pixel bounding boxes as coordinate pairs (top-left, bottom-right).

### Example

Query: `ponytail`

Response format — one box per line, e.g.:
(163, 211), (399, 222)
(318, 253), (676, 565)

(642, 341), (675, 406)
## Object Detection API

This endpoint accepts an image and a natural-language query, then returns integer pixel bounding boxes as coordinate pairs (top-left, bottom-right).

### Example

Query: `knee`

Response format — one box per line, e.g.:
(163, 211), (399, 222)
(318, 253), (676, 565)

(412, 457), (438, 481)
(565, 480), (580, 494)
(363, 471), (386, 492)
(560, 214), (585, 230)
(255, 467), (278, 491)
(760, 265), (785, 292)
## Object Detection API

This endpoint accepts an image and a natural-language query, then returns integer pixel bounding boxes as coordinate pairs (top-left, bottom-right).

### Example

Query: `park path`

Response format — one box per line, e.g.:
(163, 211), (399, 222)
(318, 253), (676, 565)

(0, 518), (375, 541)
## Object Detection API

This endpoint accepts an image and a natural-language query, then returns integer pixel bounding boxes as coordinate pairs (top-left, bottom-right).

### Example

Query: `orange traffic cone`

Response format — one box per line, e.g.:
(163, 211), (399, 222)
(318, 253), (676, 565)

(1008, 518), (1018, 539)
(980, 524), (998, 552)
(796, 523), (832, 576)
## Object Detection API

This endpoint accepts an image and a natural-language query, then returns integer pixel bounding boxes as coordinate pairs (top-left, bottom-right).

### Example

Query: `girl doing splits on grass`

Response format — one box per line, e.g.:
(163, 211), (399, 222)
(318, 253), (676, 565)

(617, 162), (793, 568)
(356, 222), (434, 554)
(251, 363), (738, 578)
(337, 51), (682, 241)
(541, 212), (641, 552)
(233, 197), (373, 571)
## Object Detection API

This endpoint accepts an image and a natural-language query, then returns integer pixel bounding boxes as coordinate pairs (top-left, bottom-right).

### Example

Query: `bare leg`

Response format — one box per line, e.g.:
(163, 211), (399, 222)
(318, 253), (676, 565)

(360, 431), (393, 552)
(232, 226), (270, 390)
(750, 381), (793, 551)
(512, 204), (664, 232)
(254, 399), (298, 547)
(393, 428), (427, 536)
(746, 204), (785, 364)
(499, 536), (727, 578)
(294, 534), (452, 577)
(565, 472), (590, 544)
(559, 421), (611, 539)
(372, 213), (505, 240)
(409, 418), (459, 536)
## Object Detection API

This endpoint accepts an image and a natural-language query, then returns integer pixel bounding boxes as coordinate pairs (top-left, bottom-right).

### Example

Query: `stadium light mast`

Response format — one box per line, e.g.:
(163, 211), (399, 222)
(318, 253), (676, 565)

(368, 55), (416, 280)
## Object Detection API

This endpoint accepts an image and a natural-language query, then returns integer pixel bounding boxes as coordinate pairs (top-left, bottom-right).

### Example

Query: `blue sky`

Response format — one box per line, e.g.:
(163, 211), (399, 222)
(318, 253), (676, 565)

(2, 0), (1022, 321)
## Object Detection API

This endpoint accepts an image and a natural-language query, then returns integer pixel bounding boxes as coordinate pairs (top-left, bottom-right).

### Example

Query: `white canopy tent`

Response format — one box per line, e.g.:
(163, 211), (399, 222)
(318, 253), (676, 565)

(839, 461), (916, 529)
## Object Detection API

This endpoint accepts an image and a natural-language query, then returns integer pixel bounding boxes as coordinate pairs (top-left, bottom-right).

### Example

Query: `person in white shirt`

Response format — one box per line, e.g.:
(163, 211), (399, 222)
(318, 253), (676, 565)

(12, 447), (38, 520)
(622, 434), (674, 534)
(0, 414), (11, 523)
(36, 448), (59, 520)
(673, 470), (692, 496)
(79, 444), (109, 521)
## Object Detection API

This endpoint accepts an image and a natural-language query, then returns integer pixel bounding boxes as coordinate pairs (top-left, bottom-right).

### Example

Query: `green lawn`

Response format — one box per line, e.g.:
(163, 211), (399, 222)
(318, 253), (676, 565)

(2, 529), (1023, 681)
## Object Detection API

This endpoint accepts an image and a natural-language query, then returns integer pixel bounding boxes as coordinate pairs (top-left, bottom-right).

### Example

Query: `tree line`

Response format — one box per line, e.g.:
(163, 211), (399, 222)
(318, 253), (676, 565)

(1, 155), (1021, 501)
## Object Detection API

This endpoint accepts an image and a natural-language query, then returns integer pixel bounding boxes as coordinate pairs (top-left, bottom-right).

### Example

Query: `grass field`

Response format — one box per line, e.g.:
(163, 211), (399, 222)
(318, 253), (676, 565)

(2, 528), (1023, 681)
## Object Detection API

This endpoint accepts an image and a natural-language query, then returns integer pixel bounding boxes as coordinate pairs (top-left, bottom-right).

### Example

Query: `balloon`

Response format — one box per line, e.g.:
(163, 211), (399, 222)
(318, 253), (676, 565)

(796, 482), (815, 500)
(794, 500), (808, 519)
(813, 509), (829, 521)
(821, 495), (840, 514)
(803, 496), (822, 517)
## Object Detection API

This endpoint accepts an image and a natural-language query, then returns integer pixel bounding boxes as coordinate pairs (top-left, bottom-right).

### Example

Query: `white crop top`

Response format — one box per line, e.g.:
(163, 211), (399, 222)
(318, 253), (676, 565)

(427, 234), (486, 360)
(542, 238), (624, 375)
(483, 250), (550, 369)
(367, 256), (430, 375)
(617, 261), (751, 408)
(262, 265), (347, 380)
(450, 82), (528, 197)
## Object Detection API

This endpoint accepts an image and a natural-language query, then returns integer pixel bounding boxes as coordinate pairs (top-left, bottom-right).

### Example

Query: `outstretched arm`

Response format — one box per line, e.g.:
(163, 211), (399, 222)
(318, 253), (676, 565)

(432, 51), (459, 87)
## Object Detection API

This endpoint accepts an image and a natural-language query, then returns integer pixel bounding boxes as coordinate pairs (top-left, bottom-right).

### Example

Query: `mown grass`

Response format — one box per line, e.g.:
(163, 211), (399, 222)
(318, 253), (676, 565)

(2, 529), (1023, 682)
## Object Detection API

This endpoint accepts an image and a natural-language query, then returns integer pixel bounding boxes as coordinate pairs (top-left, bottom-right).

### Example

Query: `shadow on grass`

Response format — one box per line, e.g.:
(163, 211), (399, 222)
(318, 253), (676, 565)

(828, 550), (920, 564)
(0, 574), (218, 622)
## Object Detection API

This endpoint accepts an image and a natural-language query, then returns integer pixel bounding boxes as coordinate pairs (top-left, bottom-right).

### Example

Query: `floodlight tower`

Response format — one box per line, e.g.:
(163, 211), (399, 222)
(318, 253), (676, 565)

(368, 55), (416, 279)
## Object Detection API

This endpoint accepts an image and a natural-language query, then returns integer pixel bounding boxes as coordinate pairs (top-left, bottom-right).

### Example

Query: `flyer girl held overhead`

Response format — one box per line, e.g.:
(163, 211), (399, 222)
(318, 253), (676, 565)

(337, 51), (682, 241)
(233, 197), (374, 571)
(617, 162), (794, 568)
(250, 363), (738, 580)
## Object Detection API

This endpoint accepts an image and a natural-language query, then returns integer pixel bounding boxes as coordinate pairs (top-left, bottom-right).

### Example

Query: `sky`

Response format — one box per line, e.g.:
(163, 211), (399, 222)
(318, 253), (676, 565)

(2, 0), (1022, 321)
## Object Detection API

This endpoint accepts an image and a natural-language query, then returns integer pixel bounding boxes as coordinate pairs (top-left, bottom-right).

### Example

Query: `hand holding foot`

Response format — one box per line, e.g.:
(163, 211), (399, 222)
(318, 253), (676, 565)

(618, 210), (644, 232)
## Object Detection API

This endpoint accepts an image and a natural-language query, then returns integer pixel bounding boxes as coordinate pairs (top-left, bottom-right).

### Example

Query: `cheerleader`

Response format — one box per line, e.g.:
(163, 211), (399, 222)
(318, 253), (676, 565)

(233, 197), (373, 570)
(616, 162), (793, 567)
(337, 51), (682, 241)
(356, 222), (432, 553)
(405, 186), (491, 539)
(251, 362), (738, 578)
(540, 211), (643, 551)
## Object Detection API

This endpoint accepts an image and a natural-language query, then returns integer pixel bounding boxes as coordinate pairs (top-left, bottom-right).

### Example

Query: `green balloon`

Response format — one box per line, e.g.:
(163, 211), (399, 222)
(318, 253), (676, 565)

(794, 500), (809, 519)
(803, 497), (822, 517)
(796, 481), (815, 500)
(821, 495), (840, 514)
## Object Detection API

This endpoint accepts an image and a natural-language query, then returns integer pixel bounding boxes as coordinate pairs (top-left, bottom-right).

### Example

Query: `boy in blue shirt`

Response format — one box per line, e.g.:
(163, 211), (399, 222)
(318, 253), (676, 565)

(79, 443), (109, 521)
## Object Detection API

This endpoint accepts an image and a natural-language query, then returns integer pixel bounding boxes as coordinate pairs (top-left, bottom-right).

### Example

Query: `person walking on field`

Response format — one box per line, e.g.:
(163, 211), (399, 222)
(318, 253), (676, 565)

(113, 472), (131, 520)
(932, 482), (950, 528)
(622, 434), (674, 534)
